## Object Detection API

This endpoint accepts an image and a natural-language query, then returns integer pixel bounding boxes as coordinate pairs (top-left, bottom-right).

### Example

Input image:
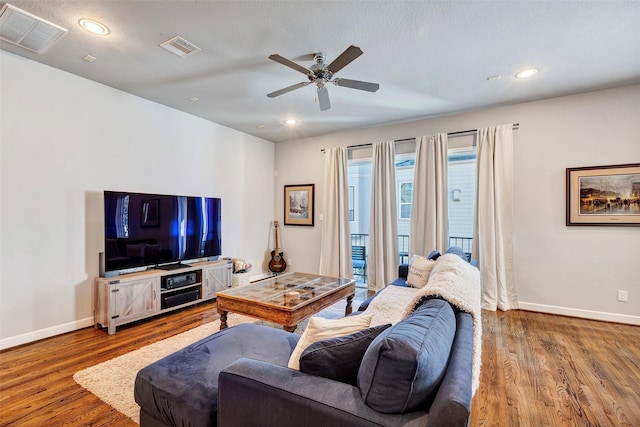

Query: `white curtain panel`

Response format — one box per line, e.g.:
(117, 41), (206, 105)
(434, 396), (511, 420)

(472, 124), (518, 311)
(368, 141), (399, 292)
(319, 147), (353, 278)
(410, 133), (449, 257)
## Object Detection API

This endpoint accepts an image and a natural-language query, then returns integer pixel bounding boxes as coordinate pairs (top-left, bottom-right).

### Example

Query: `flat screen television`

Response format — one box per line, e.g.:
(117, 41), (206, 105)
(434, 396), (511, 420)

(103, 191), (221, 273)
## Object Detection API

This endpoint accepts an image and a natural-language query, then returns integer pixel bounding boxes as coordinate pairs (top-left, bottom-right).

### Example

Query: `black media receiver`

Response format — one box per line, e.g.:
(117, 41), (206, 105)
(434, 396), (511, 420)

(162, 272), (197, 290)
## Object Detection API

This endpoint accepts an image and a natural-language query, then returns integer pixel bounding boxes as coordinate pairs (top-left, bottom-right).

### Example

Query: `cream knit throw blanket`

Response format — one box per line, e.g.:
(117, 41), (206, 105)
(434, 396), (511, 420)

(363, 253), (482, 395)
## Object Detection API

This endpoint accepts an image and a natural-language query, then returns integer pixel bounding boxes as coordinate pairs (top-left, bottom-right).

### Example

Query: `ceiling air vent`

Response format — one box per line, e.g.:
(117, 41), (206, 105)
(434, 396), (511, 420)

(160, 35), (201, 58)
(0, 3), (67, 53)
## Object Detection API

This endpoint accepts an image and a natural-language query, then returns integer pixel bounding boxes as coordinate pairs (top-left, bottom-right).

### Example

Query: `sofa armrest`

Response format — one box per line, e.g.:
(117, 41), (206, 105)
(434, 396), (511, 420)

(218, 358), (428, 427)
(428, 311), (474, 427)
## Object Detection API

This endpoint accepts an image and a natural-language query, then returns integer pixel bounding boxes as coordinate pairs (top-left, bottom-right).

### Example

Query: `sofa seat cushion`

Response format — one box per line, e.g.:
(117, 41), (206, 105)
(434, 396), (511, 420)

(134, 323), (299, 427)
(299, 323), (391, 385)
(357, 298), (456, 414)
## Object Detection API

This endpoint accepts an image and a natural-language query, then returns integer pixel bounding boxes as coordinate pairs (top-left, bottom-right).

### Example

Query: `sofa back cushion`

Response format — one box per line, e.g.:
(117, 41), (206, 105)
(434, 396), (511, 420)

(357, 298), (456, 413)
(445, 246), (470, 262)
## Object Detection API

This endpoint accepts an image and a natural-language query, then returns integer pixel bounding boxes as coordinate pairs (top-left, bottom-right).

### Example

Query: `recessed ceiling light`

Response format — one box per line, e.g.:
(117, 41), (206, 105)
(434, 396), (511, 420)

(284, 119), (297, 126)
(78, 18), (110, 35)
(515, 68), (539, 79)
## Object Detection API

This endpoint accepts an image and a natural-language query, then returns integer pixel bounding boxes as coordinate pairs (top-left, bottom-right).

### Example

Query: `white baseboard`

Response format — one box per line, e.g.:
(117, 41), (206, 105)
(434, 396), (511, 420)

(0, 317), (94, 351)
(3, 303), (636, 350)
(518, 302), (640, 326)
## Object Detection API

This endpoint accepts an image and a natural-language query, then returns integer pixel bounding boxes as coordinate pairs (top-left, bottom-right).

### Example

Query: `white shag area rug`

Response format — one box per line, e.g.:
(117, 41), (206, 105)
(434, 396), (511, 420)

(73, 314), (251, 423)
(73, 300), (352, 424)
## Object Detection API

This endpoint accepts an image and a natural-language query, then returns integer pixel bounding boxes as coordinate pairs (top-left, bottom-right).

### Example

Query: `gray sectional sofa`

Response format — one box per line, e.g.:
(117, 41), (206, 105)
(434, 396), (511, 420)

(134, 248), (477, 427)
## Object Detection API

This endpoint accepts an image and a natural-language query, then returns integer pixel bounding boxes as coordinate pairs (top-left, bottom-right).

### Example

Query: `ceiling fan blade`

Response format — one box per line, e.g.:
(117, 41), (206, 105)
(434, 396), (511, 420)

(268, 54), (310, 75)
(267, 82), (310, 98)
(317, 86), (331, 111)
(326, 45), (363, 74)
(334, 78), (380, 92)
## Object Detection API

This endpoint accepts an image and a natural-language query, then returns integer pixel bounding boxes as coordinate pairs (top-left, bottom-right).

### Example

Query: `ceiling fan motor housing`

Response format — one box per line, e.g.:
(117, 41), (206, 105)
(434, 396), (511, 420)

(309, 52), (333, 83)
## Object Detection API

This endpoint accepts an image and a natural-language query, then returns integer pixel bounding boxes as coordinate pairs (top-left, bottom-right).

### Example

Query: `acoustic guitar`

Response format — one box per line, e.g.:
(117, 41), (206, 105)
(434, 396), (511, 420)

(268, 220), (287, 273)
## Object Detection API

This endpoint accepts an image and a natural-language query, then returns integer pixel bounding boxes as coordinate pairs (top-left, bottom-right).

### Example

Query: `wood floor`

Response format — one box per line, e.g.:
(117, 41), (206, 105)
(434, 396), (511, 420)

(471, 309), (640, 426)
(1, 301), (639, 426)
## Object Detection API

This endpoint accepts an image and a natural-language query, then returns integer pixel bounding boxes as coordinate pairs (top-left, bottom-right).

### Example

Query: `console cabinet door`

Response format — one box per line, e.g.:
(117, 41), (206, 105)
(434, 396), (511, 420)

(203, 262), (232, 299)
(112, 277), (159, 326)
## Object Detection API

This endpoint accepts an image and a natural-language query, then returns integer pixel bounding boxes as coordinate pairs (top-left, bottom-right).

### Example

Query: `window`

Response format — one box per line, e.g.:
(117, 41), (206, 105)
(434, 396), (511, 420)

(447, 146), (476, 246)
(447, 142), (476, 257)
(346, 138), (477, 281)
(399, 182), (413, 219)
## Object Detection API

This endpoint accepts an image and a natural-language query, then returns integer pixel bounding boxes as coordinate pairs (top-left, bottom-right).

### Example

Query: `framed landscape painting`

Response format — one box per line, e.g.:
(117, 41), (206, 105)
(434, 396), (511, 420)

(566, 163), (640, 226)
(284, 184), (314, 226)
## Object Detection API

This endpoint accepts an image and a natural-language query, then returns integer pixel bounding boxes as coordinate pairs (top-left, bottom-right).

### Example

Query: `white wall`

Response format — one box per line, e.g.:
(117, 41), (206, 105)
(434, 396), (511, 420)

(275, 84), (640, 325)
(0, 51), (275, 348)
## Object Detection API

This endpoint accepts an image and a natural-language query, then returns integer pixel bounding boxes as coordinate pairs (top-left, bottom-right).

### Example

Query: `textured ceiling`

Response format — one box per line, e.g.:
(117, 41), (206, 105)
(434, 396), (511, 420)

(2, 1), (639, 143)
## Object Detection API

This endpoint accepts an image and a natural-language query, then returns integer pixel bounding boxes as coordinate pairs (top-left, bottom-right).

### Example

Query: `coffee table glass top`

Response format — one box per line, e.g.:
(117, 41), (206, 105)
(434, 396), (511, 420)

(217, 272), (354, 309)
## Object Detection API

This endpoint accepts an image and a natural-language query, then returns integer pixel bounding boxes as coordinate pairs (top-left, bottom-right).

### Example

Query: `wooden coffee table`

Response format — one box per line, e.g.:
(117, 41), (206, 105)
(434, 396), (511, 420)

(215, 272), (356, 332)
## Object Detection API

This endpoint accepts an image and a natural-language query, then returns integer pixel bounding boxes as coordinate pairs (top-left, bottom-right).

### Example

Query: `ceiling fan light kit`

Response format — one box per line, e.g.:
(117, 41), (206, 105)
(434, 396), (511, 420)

(267, 45), (380, 111)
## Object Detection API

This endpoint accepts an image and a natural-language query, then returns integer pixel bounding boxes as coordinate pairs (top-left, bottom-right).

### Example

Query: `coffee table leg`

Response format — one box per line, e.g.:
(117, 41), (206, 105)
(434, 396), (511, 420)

(220, 310), (228, 330)
(345, 294), (354, 316)
(284, 325), (297, 333)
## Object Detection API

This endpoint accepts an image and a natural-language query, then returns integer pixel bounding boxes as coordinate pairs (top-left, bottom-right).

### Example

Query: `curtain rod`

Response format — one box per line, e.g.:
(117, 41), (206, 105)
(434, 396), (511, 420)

(320, 123), (519, 152)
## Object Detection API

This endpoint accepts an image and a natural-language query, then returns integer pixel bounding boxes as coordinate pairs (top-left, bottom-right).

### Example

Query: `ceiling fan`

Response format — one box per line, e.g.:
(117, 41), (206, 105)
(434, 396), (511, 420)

(267, 45), (380, 111)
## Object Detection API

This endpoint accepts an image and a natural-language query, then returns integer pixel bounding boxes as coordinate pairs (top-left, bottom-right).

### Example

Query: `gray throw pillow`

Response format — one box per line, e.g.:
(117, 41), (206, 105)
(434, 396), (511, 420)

(358, 299), (456, 413)
(299, 324), (391, 386)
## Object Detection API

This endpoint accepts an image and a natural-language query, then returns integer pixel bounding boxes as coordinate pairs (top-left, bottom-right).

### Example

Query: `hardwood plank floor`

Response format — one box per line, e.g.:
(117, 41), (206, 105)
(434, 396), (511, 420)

(0, 300), (221, 426)
(471, 309), (640, 426)
(1, 301), (638, 426)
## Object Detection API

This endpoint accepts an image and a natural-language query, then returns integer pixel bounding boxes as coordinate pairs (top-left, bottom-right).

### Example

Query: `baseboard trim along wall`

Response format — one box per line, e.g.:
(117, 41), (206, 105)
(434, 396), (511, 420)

(0, 317), (94, 350)
(518, 302), (640, 326)
(2, 303), (637, 350)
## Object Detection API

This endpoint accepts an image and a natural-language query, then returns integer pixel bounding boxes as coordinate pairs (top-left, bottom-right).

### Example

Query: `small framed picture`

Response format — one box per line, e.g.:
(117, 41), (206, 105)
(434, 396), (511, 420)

(284, 184), (314, 226)
(566, 163), (640, 226)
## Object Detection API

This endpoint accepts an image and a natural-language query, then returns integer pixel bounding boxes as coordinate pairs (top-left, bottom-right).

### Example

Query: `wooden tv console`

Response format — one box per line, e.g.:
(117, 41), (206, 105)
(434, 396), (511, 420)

(94, 259), (232, 334)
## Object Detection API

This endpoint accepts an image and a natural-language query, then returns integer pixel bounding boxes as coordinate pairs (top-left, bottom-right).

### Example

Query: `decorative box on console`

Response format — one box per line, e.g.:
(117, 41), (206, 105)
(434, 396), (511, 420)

(232, 272), (250, 287)
(231, 257), (252, 287)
